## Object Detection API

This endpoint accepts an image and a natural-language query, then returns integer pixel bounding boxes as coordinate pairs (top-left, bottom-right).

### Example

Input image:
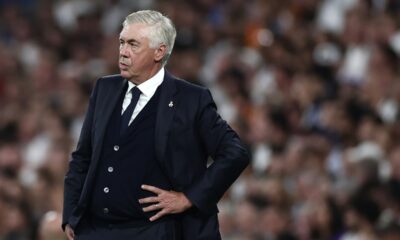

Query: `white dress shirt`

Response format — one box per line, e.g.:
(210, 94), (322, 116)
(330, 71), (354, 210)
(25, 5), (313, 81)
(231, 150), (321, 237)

(121, 68), (165, 125)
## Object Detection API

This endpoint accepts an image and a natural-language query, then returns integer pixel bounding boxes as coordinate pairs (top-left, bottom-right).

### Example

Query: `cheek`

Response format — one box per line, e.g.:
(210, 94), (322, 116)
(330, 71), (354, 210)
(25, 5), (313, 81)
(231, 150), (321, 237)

(130, 52), (143, 62)
(125, 50), (154, 69)
(133, 54), (149, 65)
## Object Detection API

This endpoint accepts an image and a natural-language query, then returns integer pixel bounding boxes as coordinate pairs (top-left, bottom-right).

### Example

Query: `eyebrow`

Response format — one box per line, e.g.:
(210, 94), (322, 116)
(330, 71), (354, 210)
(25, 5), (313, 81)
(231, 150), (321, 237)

(119, 37), (140, 44)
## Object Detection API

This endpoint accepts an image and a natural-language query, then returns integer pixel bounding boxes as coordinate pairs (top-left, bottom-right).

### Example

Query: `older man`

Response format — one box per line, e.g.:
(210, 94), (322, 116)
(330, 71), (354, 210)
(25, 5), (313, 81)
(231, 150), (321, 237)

(62, 10), (249, 240)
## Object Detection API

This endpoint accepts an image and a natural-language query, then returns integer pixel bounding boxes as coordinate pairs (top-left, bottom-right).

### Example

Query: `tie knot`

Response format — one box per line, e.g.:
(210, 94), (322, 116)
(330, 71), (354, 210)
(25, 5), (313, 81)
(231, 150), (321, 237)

(131, 86), (141, 96)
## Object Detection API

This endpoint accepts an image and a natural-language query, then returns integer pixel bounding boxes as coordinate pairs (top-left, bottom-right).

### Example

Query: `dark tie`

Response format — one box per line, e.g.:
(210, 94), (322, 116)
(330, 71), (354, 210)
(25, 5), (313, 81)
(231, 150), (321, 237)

(120, 86), (141, 134)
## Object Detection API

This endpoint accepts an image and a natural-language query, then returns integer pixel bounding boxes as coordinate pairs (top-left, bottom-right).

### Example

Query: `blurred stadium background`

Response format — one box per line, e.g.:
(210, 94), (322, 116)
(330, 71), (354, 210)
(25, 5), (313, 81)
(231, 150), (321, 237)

(0, 0), (400, 239)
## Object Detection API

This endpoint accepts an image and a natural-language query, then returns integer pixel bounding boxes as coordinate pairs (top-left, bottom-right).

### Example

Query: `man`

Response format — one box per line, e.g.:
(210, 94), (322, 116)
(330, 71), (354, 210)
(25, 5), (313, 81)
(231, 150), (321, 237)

(63, 10), (249, 240)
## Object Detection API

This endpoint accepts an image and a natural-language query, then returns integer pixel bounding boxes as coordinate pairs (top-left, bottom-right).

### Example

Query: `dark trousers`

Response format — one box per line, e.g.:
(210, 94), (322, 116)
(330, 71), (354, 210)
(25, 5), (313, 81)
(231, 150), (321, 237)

(75, 216), (180, 240)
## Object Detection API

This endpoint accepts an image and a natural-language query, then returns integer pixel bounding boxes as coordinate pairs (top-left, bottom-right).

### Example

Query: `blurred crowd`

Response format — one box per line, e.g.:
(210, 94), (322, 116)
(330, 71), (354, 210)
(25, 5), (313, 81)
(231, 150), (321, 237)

(1, 0), (400, 239)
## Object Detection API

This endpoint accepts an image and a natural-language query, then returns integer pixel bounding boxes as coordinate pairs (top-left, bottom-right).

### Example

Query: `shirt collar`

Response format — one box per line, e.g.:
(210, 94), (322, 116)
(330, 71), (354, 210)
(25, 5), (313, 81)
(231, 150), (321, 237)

(126, 68), (165, 97)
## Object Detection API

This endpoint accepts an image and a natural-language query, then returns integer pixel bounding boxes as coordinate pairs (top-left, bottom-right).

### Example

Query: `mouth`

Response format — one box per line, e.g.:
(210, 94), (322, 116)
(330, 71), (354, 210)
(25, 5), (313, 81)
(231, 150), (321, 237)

(119, 62), (129, 69)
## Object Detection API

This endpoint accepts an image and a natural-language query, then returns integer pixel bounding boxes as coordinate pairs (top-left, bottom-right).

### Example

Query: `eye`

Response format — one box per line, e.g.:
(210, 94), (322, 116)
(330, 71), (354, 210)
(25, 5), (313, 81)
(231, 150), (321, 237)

(129, 42), (139, 48)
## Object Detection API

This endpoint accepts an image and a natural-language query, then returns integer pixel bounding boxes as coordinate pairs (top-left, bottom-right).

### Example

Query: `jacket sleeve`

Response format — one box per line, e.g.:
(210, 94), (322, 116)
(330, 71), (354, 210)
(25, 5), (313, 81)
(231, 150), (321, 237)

(62, 79), (100, 230)
(184, 89), (250, 215)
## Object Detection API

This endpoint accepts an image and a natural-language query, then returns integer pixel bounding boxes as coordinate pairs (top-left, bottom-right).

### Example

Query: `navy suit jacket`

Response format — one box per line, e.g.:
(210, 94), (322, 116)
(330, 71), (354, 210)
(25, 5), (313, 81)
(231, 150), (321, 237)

(62, 71), (249, 239)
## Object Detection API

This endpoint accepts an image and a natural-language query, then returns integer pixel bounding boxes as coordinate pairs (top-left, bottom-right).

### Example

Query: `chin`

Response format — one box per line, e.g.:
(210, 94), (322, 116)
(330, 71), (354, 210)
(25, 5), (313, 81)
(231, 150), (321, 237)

(120, 71), (131, 79)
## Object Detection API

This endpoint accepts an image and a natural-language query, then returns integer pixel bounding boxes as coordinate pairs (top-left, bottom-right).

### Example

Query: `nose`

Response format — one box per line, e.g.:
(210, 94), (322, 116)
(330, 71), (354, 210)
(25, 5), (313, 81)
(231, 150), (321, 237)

(119, 44), (129, 58)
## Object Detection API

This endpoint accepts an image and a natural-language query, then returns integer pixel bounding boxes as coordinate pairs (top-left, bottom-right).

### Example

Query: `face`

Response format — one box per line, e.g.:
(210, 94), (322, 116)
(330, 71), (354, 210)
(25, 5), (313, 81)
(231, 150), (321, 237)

(119, 23), (165, 83)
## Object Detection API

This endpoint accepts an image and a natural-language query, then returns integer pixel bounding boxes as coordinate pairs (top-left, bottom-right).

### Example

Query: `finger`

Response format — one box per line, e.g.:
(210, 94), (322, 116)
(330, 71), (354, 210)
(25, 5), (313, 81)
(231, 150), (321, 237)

(66, 231), (74, 240)
(149, 208), (169, 222)
(141, 184), (163, 194)
(138, 196), (159, 204)
(142, 203), (163, 212)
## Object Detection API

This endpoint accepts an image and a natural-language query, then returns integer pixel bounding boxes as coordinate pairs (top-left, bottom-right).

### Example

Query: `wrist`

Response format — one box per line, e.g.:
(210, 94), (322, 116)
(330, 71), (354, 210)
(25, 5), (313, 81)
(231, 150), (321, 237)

(182, 193), (193, 210)
(66, 224), (73, 231)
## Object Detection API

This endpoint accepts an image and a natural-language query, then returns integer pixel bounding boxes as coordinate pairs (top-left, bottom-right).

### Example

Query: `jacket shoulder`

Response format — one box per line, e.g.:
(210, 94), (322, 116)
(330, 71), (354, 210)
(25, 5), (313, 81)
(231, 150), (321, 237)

(172, 77), (208, 96)
(97, 74), (124, 85)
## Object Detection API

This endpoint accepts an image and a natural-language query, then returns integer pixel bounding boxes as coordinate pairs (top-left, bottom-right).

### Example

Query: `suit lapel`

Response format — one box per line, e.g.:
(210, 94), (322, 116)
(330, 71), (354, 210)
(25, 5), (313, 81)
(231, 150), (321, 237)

(155, 71), (177, 163)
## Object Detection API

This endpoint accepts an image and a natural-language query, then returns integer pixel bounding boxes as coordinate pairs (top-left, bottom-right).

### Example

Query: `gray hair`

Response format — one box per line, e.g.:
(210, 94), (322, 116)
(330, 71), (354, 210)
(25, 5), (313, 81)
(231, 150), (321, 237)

(123, 10), (176, 66)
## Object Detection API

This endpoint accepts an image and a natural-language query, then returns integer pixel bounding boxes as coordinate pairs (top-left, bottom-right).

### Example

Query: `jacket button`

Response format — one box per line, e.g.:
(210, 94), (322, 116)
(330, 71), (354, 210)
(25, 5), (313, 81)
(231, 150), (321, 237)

(104, 187), (109, 193)
(103, 208), (109, 214)
(108, 167), (114, 173)
(113, 145), (119, 151)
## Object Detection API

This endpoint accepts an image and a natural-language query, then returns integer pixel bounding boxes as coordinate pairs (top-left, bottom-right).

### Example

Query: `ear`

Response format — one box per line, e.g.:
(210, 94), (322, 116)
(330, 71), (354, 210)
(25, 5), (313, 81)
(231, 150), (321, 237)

(154, 44), (167, 62)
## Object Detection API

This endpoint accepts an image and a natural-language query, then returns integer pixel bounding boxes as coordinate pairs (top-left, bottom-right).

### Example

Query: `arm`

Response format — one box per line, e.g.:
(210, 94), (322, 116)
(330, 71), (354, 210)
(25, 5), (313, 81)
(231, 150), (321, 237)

(138, 88), (249, 220)
(184, 89), (250, 214)
(62, 79), (100, 230)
